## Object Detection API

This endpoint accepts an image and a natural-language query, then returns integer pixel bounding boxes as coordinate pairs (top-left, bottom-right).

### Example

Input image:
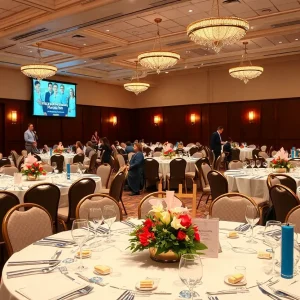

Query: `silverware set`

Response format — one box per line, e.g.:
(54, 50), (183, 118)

(8, 260), (60, 266)
(56, 285), (93, 300)
(121, 220), (136, 228)
(117, 290), (135, 300)
(234, 223), (251, 232)
(52, 249), (62, 259)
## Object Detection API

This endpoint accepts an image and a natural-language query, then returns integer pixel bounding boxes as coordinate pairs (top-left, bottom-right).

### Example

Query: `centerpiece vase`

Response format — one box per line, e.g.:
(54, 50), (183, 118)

(275, 168), (287, 173)
(149, 247), (179, 263)
(27, 175), (39, 181)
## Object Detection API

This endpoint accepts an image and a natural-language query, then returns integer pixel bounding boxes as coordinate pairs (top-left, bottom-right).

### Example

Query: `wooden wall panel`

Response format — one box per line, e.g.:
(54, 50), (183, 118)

(227, 102), (242, 142)
(209, 103), (228, 142)
(82, 106), (101, 143)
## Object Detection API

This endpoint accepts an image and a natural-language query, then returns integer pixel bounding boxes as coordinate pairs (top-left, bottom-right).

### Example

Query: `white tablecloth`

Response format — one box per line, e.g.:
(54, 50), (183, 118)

(39, 153), (90, 167)
(225, 169), (300, 201)
(1, 221), (298, 300)
(0, 174), (102, 208)
(239, 148), (254, 161)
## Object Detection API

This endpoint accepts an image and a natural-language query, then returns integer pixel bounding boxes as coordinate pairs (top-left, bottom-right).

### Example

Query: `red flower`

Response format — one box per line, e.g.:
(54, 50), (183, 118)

(194, 232), (200, 242)
(144, 219), (153, 229)
(138, 227), (155, 247)
(177, 230), (186, 241)
(179, 214), (192, 228)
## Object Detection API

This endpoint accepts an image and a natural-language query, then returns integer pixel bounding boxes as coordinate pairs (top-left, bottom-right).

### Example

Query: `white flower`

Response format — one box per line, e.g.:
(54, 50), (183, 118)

(170, 207), (189, 215)
(150, 203), (164, 214)
(160, 211), (171, 225)
(171, 216), (184, 230)
(185, 235), (190, 242)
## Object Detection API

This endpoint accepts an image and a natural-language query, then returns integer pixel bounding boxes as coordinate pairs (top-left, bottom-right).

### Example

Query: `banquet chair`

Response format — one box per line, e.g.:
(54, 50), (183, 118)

(111, 154), (120, 172)
(152, 151), (161, 157)
(214, 153), (225, 171)
(144, 158), (162, 190)
(154, 147), (163, 152)
(189, 147), (199, 156)
(207, 170), (228, 201)
(69, 164), (79, 173)
(166, 158), (187, 193)
(285, 206), (300, 233)
(228, 160), (243, 170)
(117, 154), (126, 169)
(209, 193), (260, 223)
(186, 143), (195, 148)
(271, 150), (277, 157)
(192, 152), (202, 158)
(10, 150), (19, 167)
(73, 153), (84, 164)
(248, 144), (256, 149)
(231, 148), (240, 161)
(96, 164), (112, 188)
(76, 194), (122, 221)
(2, 203), (53, 256)
(0, 192), (19, 263)
(24, 183), (60, 231)
(261, 145), (267, 152)
(50, 154), (64, 173)
(267, 174), (297, 194)
(138, 192), (185, 219)
(88, 150), (96, 159)
(16, 156), (24, 171)
(99, 168), (127, 215)
(58, 178), (96, 230)
(206, 147), (215, 167)
(252, 149), (260, 159)
(0, 158), (11, 167)
(258, 151), (269, 159)
(41, 163), (53, 173)
(21, 150), (28, 157)
(269, 184), (300, 223)
(185, 157), (208, 187)
(289, 158), (300, 167)
(0, 166), (18, 176)
(84, 152), (97, 174)
(195, 165), (211, 207)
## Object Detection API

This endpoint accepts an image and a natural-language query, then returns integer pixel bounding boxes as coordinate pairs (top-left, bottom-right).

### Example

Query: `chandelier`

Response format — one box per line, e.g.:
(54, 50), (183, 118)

(187, 0), (249, 53)
(138, 18), (180, 74)
(229, 42), (263, 84)
(21, 45), (57, 80)
(124, 62), (150, 95)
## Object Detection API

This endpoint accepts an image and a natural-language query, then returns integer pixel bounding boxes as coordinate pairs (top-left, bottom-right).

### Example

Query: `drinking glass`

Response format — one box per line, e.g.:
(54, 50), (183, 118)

(103, 205), (117, 243)
(256, 160), (261, 168)
(178, 254), (203, 300)
(250, 160), (255, 174)
(52, 162), (57, 173)
(71, 219), (89, 272)
(264, 220), (281, 275)
(88, 208), (103, 246)
(13, 173), (22, 190)
(245, 205), (260, 244)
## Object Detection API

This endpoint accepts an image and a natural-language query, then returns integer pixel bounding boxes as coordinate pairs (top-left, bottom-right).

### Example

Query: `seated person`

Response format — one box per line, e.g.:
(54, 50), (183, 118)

(75, 141), (84, 154)
(120, 142), (126, 150)
(125, 141), (134, 154)
(43, 144), (49, 153)
(223, 137), (232, 162)
(57, 142), (64, 150)
(31, 142), (40, 155)
(85, 141), (94, 157)
(114, 140), (122, 150)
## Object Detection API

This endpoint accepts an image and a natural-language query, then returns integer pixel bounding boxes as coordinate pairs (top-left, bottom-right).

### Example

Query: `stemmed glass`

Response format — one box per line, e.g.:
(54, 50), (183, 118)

(103, 205), (117, 243)
(71, 219), (90, 272)
(178, 254), (203, 300)
(250, 160), (255, 174)
(88, 208), (103, 247)
(52, 162), (57, 173)
(264, 221), (281, 275)
(256, 159), (261, 169)
(245, 205), (260, 244)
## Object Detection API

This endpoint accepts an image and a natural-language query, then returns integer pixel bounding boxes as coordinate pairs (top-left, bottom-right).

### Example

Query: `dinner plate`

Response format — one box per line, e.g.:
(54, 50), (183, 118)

(224, 275), (247, 286)
(135, 280), (158, 291)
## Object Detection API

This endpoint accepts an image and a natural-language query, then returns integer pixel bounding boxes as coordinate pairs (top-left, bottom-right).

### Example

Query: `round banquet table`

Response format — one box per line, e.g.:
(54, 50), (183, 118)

(225, 169), (300, 201)
(239, 148), (254, 161)
(1, 220), (298, 300)
(0, 173), (102, 208)
(39, 153), (90, 167)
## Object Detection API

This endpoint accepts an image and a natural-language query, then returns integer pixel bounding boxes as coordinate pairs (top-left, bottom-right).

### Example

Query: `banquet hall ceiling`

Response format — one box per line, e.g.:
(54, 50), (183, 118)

(1, 0), (300, 85)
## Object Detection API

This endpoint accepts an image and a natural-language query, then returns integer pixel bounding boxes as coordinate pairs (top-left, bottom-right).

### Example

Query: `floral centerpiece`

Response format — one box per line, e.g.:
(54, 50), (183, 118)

(22, 154), (46, 180)
(163, 149), (176, 159)
(53, 144), (64, 154)
(128, 192), (207, 262)
(270, 147), (292, 173)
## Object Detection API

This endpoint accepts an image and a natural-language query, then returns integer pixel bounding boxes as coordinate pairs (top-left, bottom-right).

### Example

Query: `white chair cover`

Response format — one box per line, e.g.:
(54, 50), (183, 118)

(128, 152), (134, 161)
(248, 145), (256, 149)
(286, 206), (300, 233)
(0, 166), (18, 176)
(117, 154), (126, 168)
(261, 145), (267, 152)
(228, 161), (243, 170)
(152, 152), (161, 157)
(97, 164), (111, 188)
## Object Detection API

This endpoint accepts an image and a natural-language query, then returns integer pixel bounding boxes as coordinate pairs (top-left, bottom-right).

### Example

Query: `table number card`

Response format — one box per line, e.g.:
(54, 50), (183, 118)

(193, 218), (219, 258)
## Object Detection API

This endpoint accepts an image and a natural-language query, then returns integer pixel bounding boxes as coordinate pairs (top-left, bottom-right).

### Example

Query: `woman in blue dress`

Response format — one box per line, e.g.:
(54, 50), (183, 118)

(68, 88), (76, 117)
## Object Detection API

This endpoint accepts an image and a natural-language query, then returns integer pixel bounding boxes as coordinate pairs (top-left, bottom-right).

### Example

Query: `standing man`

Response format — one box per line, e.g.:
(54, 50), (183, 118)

(24, 123), (37, 154)
(210, 126), (225, 160)
(50, 83), (61, 103)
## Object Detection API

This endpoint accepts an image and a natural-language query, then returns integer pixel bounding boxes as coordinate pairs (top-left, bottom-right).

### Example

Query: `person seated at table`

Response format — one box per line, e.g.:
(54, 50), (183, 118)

(120, 142), (126, 150)
(57, 142), (64, 150)
(127, 143), (144, 196)
(99, 137), (112, 164)
(42, 145), (49, 153)
(85, 141), (94, 157)
(91, 130), (100, 145)
(75, 141), (84, 154)
(114, 140), (122, 150)
(125, 141), (134, 154)
(31, 142), (40, 155)
(223, 137), (232, 162)
(176, 142), (185, 155)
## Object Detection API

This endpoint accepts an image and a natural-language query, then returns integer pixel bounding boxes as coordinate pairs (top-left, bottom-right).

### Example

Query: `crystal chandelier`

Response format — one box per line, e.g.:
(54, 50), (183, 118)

(21, 45), (57, 80)
(138, 18), (180, 74)
(187, 0), (249, 53)
(124, 62), (150, 95)
(229, 42), (263, 84)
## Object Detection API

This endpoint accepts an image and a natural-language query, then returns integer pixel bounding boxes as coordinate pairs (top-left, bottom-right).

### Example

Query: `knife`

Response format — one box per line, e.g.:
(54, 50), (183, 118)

(75, 273), (106, 286)
(257, 284), (282, 300)
(8, 260), (60, 266)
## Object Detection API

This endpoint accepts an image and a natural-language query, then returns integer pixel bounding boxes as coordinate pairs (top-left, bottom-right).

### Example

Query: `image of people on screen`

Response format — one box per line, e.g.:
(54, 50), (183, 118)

(50, 83), (60, 103)
(33, 81), (44, 115)
(67, 88), (76, 117)
(43, 82), (53, 115)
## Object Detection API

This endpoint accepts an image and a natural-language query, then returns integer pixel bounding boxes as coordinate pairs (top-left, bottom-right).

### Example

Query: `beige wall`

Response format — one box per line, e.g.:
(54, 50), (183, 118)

(134, 56), (300, 108)
(0, 66), (135, 108)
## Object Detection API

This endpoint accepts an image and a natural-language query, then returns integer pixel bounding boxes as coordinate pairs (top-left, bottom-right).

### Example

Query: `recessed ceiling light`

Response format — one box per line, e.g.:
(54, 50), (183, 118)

(84, 61), (86, 63)
(83, 43), (86, 46)
(106, 29), (110, 32)
(189, 9), (193, 13)
(251, 26), (254, 29)
(165, 71), (169, 74)
(295, 38), (299, 41)
(185, 66), (187, 69)
(279, 41), (282, 44)
(204, 54), (207, 56)
(29, 50), (32, 53)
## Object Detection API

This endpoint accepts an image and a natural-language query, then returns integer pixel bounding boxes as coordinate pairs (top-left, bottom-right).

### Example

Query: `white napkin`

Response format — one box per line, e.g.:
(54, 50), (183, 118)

(273, 278), (300, 300)
(16, 276), (87, 300)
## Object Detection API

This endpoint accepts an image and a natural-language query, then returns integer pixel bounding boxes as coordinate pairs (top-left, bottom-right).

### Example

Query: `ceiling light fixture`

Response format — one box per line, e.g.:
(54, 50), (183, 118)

(187, 0), (249, 53)
(189, 9), (193, 12)
(295, 38), (298, 41)
(279, 41), (282, 44)
(124, 61), (150, 95)
(21, 44), (57, 80)
(106, 29), (110, 32)
(229, 41), (263, 84)
(83, 43), (86, 46)
(138, 18), (180, 74)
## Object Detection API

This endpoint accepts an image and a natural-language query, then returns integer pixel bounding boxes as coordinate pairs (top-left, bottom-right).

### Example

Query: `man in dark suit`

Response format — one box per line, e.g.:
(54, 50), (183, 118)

(43, 82), (53, 115)
(210, 126), (224, 160)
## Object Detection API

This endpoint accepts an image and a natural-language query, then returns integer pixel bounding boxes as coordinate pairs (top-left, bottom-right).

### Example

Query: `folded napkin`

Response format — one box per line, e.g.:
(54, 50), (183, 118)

(16, 276), (87, 300)
(273, 278), (300, 300)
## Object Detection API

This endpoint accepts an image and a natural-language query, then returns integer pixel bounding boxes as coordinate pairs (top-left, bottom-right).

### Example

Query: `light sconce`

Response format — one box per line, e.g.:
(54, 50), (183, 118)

(112, 116), (117, 126)
(248, 111), (254, 123)
(11, 111), (17, 124)
(154, 115), (161, 126)
(190, 114), (196, 125)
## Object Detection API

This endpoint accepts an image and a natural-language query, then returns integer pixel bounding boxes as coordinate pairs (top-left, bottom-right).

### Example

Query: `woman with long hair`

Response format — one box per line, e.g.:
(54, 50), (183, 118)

(75, 141), (84, 154)
(99, 137), (112, 163)
(91, 130), (99, 144)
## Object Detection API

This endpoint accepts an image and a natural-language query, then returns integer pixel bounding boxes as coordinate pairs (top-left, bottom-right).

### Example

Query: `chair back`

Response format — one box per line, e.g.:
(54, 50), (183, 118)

(1, 166), (18, 176)
(261, 145), (267, 152)
(68, 178), (96, 222)
(267, 174), (296, 193)
(271, 150), (277, 157)
(189, 147), (198, 156)
(153, 152), (161, 157)
(87, 152), (97, 173)
(109, 169), (126, 202)
(144, 158), (160, 184)
(2, 203), (52, 256)
(169, 158), (186, 182)
(24, 183), (60, 225)
(16, 156), (24, 171)
(285, 206), (300, 233)
(258, 151), (269, 159)
(0, 158), (11, 167)
(209, 193), (259, 222)
(0, 192), (19, 243)
(231, 148), (240, 161)
(73, 154), (84, 164)
(76, 194), (122, 221)
(214, 153), (225, 171)
(88, 150), (96, 159)
(117, 154), (126, 168)
(252, 149), (260, 159)
(41, 163), (53, 173)
(192, 152), (202, 158)
(207, 170), (228, 200)
(290, 158), (300, 168)
(269, 184), (300, 222)
(228, 160), (243, 170)
(10, 150), (19, 167)
(50, 155), (64, 173)
(33, 154), (41, 162)
(96, 164), (112, 188)
(248, 144), (256, 149)
(138, 192), (185, 219)
(201, 161), (212, 185)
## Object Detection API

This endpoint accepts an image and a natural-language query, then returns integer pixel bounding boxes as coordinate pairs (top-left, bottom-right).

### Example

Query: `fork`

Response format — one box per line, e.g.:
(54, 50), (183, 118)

(7, 263), (59, 278)
(59, 266), (75, 281)
(56, 285), (93, 300)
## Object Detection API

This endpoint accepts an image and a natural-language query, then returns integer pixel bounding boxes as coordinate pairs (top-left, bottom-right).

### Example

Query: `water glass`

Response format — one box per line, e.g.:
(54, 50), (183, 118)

(235, 266), (246, 278)
(179, 254), (203, 300)
(103, 205), (117, 243)
(52, 162), (57, 173)
(250, 160), (255, 174)
(256, 160), (261, 168)
(88, 208), (103, 242)
(245, 205), (260, 244)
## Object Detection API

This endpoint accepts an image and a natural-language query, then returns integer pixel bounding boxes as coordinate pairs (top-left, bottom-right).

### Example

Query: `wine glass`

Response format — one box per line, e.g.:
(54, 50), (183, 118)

(103, 205), (117, 243)
(256, 159), (261, 169)
(178, 254), (203, 300)
(88, 208), (103, 247)
(71, 219), (89, 272)
(245, 205), (260, 244)
(250, 160), (255, 174)
(264, 221), (281, 275)
(52, 162), (57, 173)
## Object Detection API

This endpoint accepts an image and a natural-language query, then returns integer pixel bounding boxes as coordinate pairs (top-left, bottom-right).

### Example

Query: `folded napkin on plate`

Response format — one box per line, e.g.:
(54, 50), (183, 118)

(16, 277), (87, 300)
(273, 279), (300, 300)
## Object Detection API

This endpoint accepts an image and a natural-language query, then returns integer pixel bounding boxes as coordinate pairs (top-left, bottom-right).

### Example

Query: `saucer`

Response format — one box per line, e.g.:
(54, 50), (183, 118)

(224, 275), (247, 286)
